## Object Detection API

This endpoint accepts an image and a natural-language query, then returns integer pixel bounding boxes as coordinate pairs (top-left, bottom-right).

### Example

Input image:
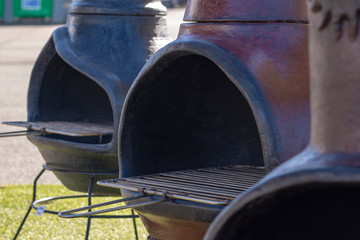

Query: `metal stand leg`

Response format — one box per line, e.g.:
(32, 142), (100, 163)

(83, 176), (139, 240)
(132, 209), (139, 240)
(85, 176), (94, 240)
(12, 165), (139, 240)
(13, 168), (46, 240)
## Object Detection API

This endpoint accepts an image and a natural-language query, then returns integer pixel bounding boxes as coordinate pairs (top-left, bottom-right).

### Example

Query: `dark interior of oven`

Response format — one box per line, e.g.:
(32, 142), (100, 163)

(122, 55), (264, 177)
(213, 184), (360, 240)
(32, 53), (114, 144)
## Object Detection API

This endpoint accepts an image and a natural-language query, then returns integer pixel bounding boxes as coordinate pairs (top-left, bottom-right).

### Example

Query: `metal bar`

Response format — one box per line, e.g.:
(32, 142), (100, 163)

(61, 195), (143, 214)
(98, 181), (233, 204)
(150, 175), (255, 190)
(167, 173), (260, 185)
(142, 173), (257, 186)
(198, 169), (265, 178)
(120, 180), (239, 198)
(0, 130), (42, 138)
(138, 176), (251, 193)
(59, 198), (164, 218)
(35, 127), (112, 137)
(154, 173), (258, 186)
(0, 130), (28, 134)
(43, 164), (118, 176)
(3, 121), (113, 137)
(85, 176), (94, 240)
(137, 186), (231, 205)
(172, 168), (265, 179)
(58, 193), (164, 218)
(115, 181), (237, 200)
(182, 168), (265, 176)
(220, 166), (266, 174)
(155, 173), (260, 186)
(31, 193), (141, 218)
(168, 174), (260, 186)
(215, 168), (266, 177)
(204, 166), (265, 174)
(168, 173), (260, 186)
(217, 165), (265, 172)
(13, 168), (45, 240)
(131, 209), (139, 240)
(123, 177), (246, 196)
(171, 170), (263, 180)
(198, 169), (266, 179)
(220, 165), (266, 171)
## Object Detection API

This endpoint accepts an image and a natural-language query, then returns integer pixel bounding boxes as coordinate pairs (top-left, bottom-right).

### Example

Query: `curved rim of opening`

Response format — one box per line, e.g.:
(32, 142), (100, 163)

(204, 161), (360, 240)
(27, 35), (116, 151)
(118, 39), (280, 176)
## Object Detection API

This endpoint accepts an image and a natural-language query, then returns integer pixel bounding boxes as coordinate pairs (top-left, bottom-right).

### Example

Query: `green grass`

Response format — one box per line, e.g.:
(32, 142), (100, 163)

(0, 185), (149, 240)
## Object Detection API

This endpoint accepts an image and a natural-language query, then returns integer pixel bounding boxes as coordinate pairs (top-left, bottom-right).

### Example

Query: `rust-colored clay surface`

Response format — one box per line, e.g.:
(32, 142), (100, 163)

(132, 21), (310, 240)
(309, 0), (360, 153)
(184, 0), (308, 22)
(178, 22), (310, 165)
(204, 2), (360, 239)
(139, 212), (210, 240)
(119, 1), (310, 239)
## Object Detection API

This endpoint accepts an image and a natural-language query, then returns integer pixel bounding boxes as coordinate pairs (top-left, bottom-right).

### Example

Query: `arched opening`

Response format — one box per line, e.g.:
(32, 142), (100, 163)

(124, 55), (264, 176)
(36, 53), (113, 144)
(215, 184), (360, 240)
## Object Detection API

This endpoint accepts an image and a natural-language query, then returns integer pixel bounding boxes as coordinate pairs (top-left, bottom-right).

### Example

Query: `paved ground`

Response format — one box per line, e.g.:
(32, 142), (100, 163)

(0, 8), (185, 185)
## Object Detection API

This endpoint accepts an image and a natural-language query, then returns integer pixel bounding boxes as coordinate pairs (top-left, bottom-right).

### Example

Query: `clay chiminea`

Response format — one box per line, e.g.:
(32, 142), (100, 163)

(23, 0), (170, 194)
(204, 1), (360, 239)
(103, 0), (310, 239)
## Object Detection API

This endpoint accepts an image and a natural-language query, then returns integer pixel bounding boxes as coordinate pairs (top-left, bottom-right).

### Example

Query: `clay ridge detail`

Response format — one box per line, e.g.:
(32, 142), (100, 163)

(308, 0), (360, 40)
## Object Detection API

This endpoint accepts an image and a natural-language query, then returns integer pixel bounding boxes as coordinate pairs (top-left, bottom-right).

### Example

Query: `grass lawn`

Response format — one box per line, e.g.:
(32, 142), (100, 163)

(0, 185), (149, 239)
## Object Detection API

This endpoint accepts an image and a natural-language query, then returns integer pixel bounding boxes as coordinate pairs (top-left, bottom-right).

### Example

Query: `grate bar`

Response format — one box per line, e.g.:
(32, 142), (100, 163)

(122, 181), (237, 200)
(98, 180), (232, 205)
(163, 172), (260, 185)
(124, 178), (242, 198)
(144, 174), (256, 189)
(98, 179), (238, 200)
(98, 165), (266, 206)
(222, 165), (265, 172)
(198, 168), (265, 178)
(151, 175), (257, 189)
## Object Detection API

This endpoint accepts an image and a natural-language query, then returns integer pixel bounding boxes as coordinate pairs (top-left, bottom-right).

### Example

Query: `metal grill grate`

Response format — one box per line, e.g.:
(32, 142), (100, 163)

(98, 165), (266, 206)
(1, 121), (113, 137)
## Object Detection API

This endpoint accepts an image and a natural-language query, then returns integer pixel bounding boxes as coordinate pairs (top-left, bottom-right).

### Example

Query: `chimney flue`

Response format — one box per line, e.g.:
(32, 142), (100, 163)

(309, 0), (360, 153)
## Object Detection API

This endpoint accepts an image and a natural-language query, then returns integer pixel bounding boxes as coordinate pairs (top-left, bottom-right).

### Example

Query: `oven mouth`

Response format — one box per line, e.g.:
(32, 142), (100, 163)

(213, 184), (360, 240)
(120, 54), (264, 177)
(27, 52), (114, 145)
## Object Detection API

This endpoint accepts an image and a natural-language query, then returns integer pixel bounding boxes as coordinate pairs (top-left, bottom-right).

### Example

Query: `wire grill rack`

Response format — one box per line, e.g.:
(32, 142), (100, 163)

(98, 165), (266, 206)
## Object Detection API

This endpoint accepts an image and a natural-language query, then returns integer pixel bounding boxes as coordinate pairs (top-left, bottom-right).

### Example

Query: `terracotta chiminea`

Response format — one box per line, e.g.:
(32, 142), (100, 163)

(100, 0), (311, 239)
(204, 1), (360, 239)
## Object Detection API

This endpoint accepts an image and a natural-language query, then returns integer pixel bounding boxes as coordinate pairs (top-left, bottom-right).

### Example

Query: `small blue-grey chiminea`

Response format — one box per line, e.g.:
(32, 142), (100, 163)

(10, 0), (170, 194)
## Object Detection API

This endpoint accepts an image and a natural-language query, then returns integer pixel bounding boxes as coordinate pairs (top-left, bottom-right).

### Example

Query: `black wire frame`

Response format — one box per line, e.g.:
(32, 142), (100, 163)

(12, 164), (139, 240)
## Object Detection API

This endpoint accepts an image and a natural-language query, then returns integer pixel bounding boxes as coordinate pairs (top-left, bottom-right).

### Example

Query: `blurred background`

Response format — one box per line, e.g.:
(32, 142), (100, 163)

(0, 0), (185, 185)
(0, 0), (187, 24)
